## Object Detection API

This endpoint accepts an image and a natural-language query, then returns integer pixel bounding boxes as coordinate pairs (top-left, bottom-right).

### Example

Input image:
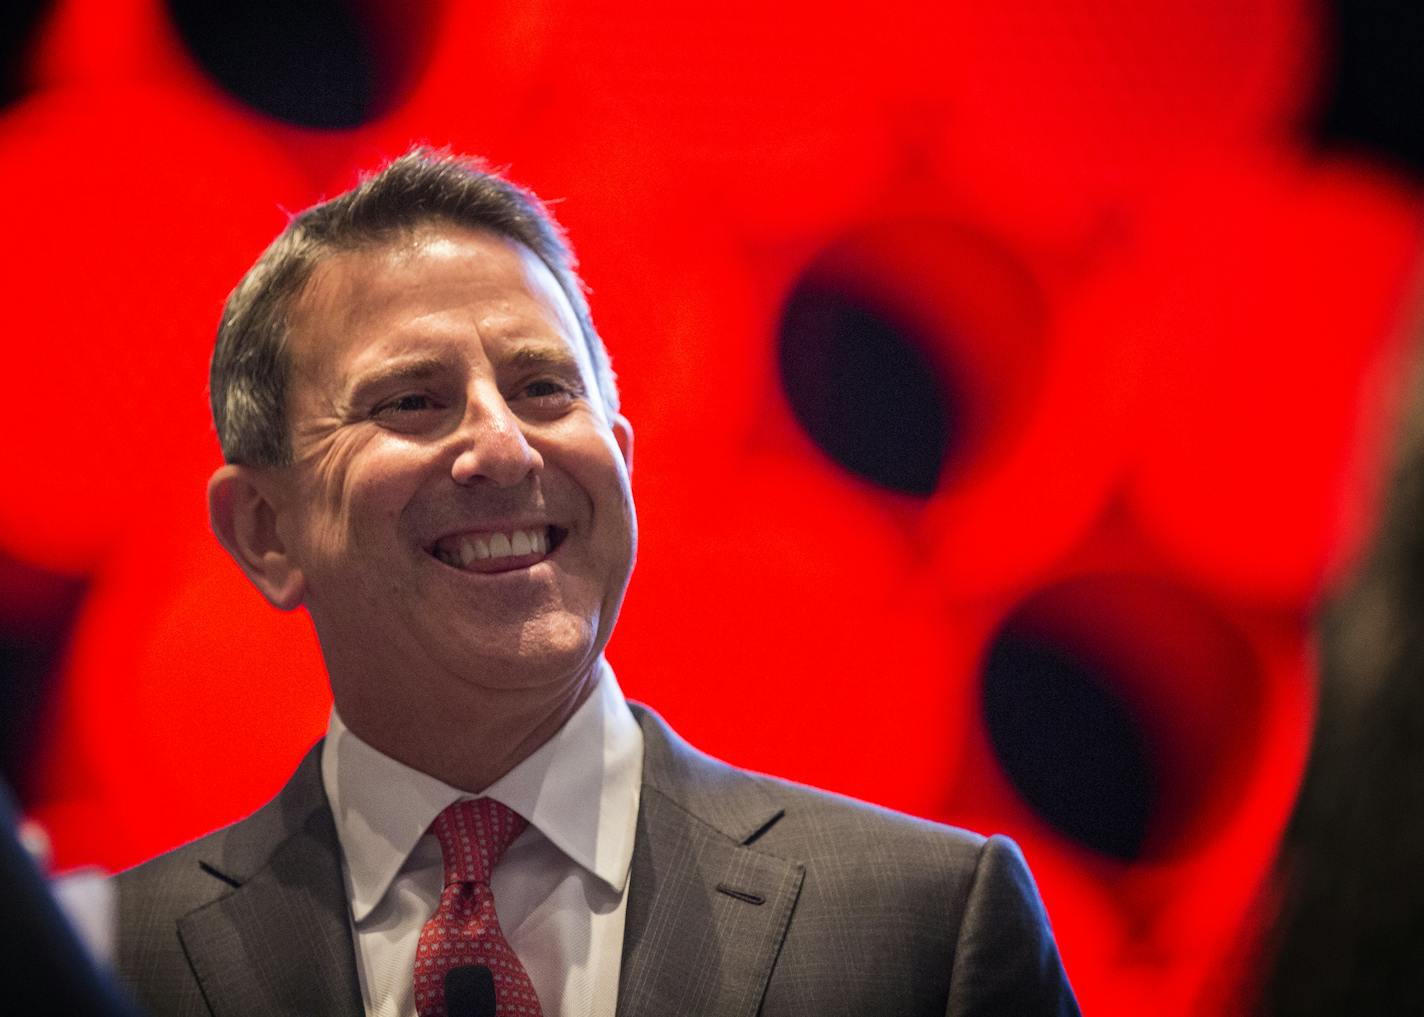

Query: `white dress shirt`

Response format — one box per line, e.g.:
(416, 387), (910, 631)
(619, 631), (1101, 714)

(320, 664), (644, 1017)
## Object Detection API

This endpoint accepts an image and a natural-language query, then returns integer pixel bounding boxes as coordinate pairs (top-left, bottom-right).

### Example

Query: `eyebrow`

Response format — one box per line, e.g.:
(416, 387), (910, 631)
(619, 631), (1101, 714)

(505, 344), (582, 373)
(345, 355), (452, 404)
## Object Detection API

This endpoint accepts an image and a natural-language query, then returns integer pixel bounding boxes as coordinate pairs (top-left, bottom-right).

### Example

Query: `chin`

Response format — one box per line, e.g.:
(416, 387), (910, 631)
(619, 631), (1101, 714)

(460, 615), (602, 690)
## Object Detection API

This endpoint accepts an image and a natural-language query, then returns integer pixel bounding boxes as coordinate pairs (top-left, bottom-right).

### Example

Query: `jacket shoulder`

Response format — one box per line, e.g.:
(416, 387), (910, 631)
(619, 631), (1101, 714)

(115, 742), (327, 909)
(631, 700), (984, 864)
(630, 702), (1078, 1014)
(111, 743), (329, 1012)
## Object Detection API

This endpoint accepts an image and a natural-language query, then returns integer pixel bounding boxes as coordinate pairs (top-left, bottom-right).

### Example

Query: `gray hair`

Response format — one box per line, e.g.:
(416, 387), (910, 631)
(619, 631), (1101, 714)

(210, 147), (616, 466)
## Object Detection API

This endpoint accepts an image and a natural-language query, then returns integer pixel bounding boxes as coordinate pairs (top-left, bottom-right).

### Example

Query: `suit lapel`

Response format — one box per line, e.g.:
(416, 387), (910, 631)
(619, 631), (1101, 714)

(177, 747), (363, 1017)
(163, 709), (803, 1017)
(618, 708), (804, 1017)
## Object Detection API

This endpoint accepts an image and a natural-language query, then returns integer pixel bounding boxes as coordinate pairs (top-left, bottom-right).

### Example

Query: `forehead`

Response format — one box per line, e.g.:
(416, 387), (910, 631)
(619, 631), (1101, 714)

(286, 226), (586, 382)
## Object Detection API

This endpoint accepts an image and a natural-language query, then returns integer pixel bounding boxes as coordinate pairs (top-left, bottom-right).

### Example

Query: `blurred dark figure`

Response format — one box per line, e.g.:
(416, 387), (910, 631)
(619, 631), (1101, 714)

(0, 784), (142, 1016)
(1256, 357), (1424, 1011)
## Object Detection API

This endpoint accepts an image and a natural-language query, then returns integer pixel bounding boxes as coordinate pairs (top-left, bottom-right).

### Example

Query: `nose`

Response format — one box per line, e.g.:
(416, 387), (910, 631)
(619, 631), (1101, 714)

(449, 384), (544, 488)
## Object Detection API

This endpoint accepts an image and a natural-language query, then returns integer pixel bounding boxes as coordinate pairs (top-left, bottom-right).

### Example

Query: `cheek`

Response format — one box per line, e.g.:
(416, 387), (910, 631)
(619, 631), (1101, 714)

(298, 435), (418, 561)
(596, 468), (638, 583)
(588, 450), (635, 538)
(615, 482), (637, 562)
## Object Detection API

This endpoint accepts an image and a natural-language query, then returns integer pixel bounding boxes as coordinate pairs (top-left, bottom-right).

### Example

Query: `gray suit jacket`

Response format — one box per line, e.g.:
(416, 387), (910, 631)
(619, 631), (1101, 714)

(115, 706), (1079, 1016)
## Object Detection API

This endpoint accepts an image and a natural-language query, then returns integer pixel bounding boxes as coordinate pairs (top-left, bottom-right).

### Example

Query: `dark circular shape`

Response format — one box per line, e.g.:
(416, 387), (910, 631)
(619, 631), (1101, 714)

(165, 0), (377, 128)
(0, 551), (88, 799)
(981, 628), (1154, 860)
(777, 276), (953, 496)
(1316, 0), (1424, 181)
(0, 0), (52, 109)
(981, 574), (1265, 861)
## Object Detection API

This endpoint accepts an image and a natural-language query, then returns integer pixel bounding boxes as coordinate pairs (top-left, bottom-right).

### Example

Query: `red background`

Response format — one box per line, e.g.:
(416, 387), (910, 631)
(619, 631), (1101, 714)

(2, 2), (1422, 1014)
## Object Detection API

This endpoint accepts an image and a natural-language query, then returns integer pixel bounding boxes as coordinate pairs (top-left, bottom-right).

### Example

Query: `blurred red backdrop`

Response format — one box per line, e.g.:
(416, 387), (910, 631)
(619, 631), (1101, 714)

(1, 2), (1421, 1015)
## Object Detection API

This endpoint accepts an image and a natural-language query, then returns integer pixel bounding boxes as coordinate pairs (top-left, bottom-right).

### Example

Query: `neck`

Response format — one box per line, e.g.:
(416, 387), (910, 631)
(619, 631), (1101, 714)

(331, 661), (602, 792)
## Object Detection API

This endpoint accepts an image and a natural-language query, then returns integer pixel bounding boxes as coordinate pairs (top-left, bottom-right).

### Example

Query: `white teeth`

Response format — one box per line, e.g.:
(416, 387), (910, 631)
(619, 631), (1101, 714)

(436, 527), (550, 567)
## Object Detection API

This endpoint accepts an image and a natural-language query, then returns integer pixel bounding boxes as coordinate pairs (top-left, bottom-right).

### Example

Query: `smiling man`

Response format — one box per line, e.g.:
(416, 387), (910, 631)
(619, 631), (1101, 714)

(239, 223), (635, 797)
(113, 150), (1079, 1017)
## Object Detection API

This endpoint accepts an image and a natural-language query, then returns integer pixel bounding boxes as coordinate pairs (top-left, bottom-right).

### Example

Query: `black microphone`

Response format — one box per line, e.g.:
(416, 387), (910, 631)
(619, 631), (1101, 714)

(444, 964), (496, 1017)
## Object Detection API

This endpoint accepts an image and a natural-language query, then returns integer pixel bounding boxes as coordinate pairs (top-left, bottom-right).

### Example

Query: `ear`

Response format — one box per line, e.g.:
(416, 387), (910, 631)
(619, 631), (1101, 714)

(612, 413), (634, 475)
(208, 464), (306, 611)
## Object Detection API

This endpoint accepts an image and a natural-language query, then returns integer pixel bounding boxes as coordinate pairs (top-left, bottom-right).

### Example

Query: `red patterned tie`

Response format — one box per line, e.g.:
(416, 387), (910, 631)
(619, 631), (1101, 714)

(413, 798), (543, 1017)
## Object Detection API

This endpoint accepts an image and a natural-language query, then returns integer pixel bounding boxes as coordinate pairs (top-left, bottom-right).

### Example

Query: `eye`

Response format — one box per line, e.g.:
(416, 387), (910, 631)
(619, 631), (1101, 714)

(521, 379), (571, 399)
(509, 377), (580, 422)
(512, 377), (582, 414)
(373, 392), (442, 417)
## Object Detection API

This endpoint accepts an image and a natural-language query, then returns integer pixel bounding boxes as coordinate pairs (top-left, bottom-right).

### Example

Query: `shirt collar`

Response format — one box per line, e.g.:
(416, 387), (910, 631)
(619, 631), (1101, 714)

(321, 662), (643, 923)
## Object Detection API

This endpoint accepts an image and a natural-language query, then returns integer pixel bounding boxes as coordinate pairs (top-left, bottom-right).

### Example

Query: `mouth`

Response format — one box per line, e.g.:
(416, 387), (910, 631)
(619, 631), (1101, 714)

(427, 525), (568, 574)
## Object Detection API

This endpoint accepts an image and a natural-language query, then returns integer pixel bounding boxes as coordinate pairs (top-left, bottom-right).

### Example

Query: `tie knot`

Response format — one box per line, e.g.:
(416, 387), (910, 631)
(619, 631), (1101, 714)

(428, 798), (528, 886)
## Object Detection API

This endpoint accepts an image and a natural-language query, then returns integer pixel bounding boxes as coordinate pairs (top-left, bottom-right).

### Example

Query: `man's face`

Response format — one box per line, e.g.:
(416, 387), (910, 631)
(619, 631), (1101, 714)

(267, 226), (635, 704)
